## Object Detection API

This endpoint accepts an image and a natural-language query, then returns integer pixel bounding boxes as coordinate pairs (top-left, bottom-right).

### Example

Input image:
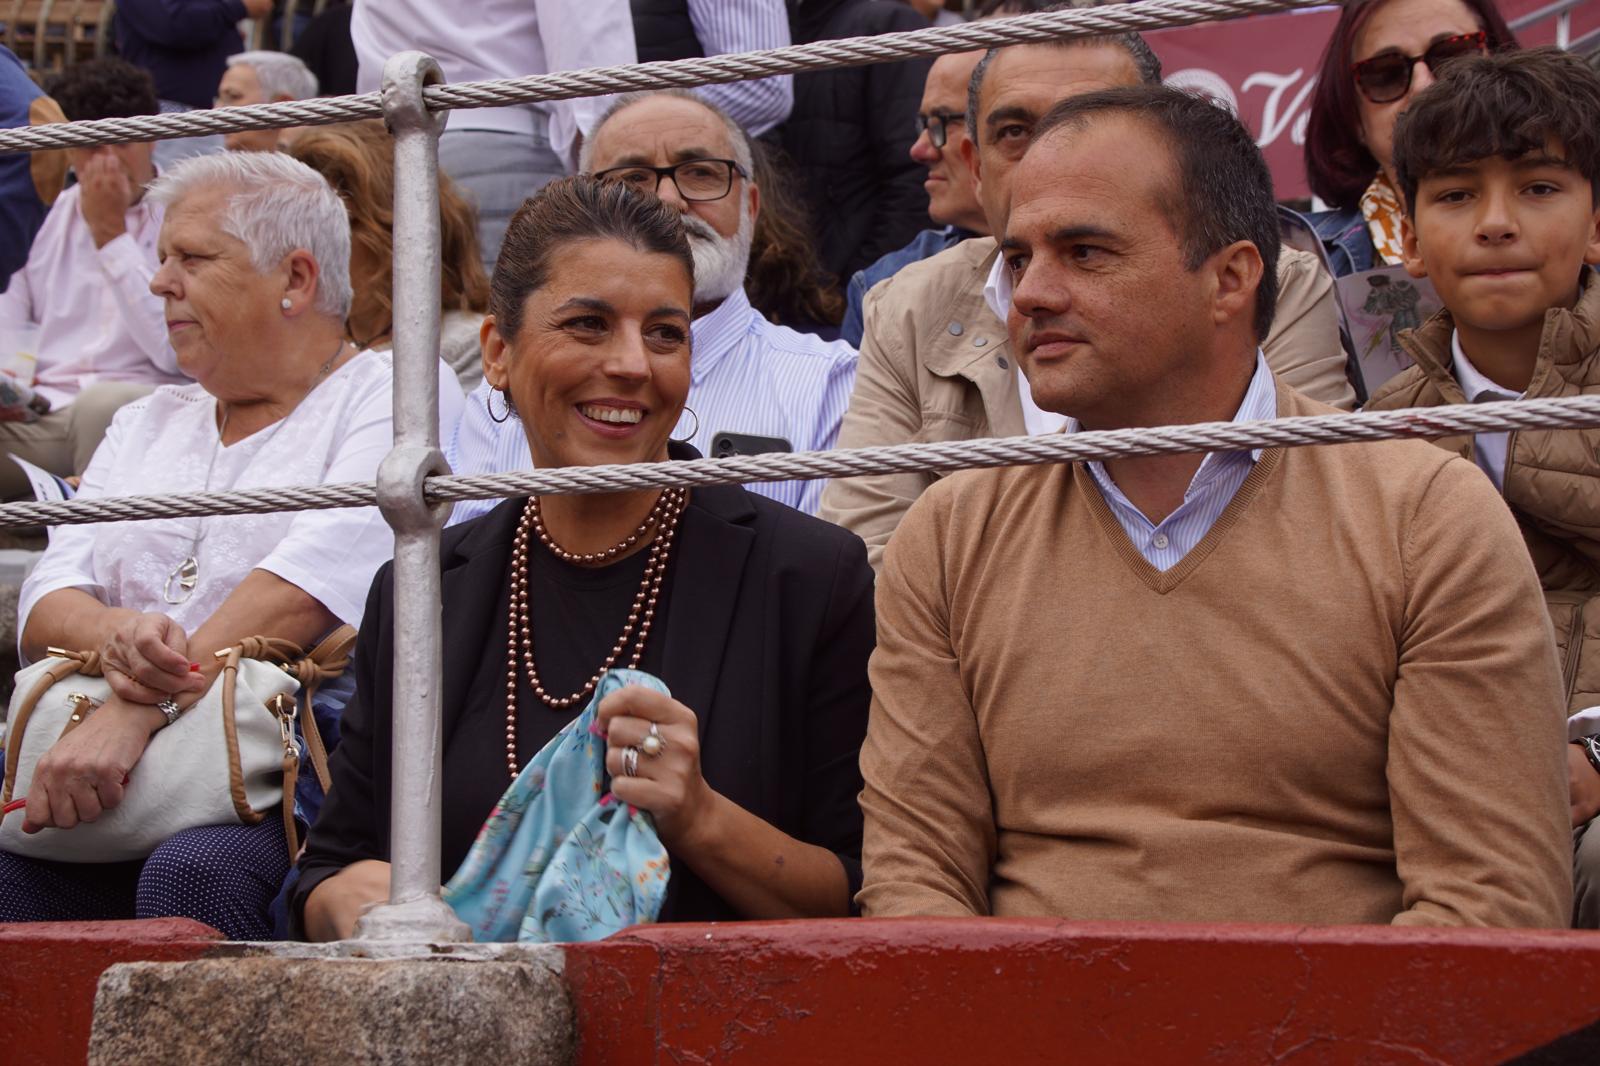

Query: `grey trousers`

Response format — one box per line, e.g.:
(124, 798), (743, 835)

(0, 380), (153, 500)
(438, 128), (566, 275)
(1575, 820), (1600, 928)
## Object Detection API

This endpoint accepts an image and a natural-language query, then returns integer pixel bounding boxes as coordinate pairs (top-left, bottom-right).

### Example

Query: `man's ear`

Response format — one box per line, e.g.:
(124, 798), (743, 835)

(961, 133), (981, 190)
(1209, 239), (1265, 332)
(746, 177), (761, 228)
(1400, 211), (1430, 280)
(480, 315), (510, 391)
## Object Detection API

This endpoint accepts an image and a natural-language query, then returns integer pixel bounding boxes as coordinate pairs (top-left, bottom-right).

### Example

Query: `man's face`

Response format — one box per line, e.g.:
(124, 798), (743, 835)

(911, 51), (987, 233)
(587, 96), (759, 305)
(1404, 141), (1600, 339)
(216, 64), (280, 152)
(964, 43), (1142, 237)
(1002, 115), (1217, 430)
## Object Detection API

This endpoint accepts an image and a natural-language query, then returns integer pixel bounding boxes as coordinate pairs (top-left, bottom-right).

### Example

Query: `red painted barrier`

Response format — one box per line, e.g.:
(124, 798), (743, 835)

(0, 919), (224, 1066)
(564, 919), (1600, 1066)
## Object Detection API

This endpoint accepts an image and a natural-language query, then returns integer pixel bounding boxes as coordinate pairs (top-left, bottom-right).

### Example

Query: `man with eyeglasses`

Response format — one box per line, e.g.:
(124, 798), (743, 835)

(820, 30), (1356, 571)
(446, 90), (857, 520)
(839, 49), (990, 348)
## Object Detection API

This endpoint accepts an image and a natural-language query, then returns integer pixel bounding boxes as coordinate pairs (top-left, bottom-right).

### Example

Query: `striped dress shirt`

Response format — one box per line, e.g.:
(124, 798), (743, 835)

(1071, 354), (1275, 571)
(446, 286), (857, 523)
(687, 0), (793, 136)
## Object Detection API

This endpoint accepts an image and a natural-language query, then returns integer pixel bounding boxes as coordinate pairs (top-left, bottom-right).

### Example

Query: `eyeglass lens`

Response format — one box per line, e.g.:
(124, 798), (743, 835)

(915, 113), (951, 149)
(1354, 32), (1486, 103)
(606, 161), (736, 202)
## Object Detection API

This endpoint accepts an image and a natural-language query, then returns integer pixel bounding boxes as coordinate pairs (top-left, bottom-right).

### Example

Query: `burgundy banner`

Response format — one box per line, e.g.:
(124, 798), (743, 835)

(1147, 0), (1600, 202)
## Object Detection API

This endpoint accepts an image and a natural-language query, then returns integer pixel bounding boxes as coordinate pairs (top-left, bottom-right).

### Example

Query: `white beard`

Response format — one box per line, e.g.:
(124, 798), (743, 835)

(682, 198), (754, 305)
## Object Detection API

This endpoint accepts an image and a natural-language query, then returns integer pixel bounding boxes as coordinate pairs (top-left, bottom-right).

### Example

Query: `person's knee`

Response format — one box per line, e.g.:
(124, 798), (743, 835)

(69, 382), (151, 434)
(137, 826), (288, 921)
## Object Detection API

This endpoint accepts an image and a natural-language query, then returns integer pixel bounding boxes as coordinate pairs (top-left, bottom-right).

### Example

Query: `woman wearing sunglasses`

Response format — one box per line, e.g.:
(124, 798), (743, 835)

(1303, 0), (1518, 276)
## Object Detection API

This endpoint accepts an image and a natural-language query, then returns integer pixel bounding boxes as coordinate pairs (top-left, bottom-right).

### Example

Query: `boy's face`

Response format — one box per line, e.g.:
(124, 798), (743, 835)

(1403, 140), (1600, 335)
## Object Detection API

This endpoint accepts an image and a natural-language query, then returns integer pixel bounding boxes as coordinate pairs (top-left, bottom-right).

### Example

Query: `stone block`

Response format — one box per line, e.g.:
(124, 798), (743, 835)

(88, 957), (574, 1066)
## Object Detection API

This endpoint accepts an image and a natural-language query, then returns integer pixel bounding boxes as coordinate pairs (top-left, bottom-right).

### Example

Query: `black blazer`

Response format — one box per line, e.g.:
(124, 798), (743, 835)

(292, 475), (876, 930)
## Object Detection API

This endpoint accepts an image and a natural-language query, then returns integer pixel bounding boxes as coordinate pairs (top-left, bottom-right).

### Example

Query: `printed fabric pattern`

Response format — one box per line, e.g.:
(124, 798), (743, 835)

(1358, 174), (1407, 268)
(442, 669), (671, 943)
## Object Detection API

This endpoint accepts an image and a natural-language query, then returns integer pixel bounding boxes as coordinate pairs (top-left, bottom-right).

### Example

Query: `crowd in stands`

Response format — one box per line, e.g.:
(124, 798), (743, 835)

(0, 0), (1597, 943)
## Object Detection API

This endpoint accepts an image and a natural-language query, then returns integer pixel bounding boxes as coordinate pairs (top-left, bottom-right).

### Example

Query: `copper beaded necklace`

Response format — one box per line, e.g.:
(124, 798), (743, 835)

(502, 487), (688, 777)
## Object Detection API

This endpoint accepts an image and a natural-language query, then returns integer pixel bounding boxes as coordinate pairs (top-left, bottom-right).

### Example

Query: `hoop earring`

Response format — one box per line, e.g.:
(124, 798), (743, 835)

(669, 405), (699, 445)
(486, 386), (516, 424)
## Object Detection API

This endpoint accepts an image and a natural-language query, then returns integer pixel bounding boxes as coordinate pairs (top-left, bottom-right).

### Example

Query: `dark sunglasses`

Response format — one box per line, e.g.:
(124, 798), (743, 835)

(914, 110), (964, 150)
(1351, 31), (1488, 104)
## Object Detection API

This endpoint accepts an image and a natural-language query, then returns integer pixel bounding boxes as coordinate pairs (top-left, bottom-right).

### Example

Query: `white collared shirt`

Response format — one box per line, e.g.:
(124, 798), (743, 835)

(1072, 353), (1275, 572)
(981, 248), (1067, 436)
(446, 287), (858, 521)
(1450, 330), (1524, 493)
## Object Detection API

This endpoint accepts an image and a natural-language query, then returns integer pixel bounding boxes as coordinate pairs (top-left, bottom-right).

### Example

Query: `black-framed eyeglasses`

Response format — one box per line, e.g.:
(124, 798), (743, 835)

(915, 110), (964, 149)
(1351, 31), (1488, 104)
(593, 158), (747, 202)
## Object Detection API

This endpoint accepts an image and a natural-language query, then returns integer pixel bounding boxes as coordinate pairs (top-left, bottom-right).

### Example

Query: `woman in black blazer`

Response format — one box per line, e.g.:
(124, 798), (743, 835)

(293, 178), (875, 939)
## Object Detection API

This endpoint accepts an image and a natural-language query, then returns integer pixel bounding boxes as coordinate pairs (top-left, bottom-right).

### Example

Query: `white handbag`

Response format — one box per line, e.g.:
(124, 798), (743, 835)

(0, 629), (352, 863)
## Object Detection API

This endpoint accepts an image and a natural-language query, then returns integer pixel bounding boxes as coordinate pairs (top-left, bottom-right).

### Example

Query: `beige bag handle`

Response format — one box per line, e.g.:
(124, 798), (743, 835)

(216, 625), (357, 855)
(5, 626), (358, 856)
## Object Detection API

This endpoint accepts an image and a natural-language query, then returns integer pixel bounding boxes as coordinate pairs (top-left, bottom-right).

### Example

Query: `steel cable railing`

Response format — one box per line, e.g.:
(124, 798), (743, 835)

(4, 0), (1584, 942)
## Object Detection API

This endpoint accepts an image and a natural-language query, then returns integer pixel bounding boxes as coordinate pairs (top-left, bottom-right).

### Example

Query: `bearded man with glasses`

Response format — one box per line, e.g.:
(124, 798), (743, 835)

(446, 90), (858, 519)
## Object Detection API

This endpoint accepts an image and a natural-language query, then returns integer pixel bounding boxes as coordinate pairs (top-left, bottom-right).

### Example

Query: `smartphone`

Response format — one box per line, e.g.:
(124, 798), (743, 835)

(710, 431), (793, 458)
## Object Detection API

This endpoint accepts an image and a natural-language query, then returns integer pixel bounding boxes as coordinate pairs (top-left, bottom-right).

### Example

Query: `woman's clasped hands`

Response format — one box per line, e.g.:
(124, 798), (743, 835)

(21, 612), (207, 834)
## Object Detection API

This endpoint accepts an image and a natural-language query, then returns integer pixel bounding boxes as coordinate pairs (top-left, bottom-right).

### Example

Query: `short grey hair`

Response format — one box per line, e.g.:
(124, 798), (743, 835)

(965, 31), (1162, 142)
(577, 90), (756, 178)
(226, 50), (318, 102)
(148, 152), (353, 319)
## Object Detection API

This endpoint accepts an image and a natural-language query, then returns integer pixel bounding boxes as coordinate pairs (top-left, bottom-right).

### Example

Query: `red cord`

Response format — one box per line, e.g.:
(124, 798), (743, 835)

(1, 774), (131, 817)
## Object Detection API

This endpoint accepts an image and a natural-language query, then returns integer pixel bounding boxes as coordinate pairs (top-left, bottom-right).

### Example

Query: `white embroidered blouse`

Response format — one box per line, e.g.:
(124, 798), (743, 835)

(19, 350), (465, 648)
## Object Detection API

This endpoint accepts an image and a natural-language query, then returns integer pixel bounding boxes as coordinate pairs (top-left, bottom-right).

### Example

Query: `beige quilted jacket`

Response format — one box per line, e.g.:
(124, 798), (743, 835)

(1367, 274), (1600, 712)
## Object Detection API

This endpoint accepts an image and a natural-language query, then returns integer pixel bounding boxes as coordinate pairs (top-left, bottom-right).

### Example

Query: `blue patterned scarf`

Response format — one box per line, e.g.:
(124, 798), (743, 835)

(443, 669), (672, 942)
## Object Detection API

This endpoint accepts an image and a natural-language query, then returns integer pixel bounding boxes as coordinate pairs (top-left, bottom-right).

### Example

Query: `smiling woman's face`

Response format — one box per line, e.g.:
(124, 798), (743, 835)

(483, 237), (694, 471)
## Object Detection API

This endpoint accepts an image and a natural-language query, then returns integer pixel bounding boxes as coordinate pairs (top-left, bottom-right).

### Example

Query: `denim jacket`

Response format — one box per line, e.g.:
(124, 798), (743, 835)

(1305, 206), (1375, 278)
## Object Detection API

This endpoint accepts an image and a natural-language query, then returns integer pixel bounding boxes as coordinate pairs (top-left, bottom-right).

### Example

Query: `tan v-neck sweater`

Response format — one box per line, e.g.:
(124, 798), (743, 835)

(859, 384), (1572, 927)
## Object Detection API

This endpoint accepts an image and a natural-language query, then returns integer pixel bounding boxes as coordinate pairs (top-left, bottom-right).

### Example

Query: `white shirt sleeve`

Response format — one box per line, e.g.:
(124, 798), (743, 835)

(1571, 706), (1600, 741)
(96, 230), (181, 378)
(537, 0), (638, 168)
(686, 0), (793, 136)
(0, 231), (35, 333)
(256, 358), (465, 625)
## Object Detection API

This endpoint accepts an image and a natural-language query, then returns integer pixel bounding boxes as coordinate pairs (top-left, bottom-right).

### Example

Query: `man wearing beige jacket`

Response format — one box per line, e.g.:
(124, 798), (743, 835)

(857, 85), (1570, 928)
(819, 33), (1357, 569)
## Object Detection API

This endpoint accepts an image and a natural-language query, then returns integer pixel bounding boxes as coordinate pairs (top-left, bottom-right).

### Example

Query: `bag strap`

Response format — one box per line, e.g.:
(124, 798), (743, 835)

(2, 652), (99, 806)
(217, 645), (268, 828)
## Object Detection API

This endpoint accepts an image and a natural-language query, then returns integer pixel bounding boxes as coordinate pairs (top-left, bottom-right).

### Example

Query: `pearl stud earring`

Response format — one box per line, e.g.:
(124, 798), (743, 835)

(280, 298), (292, 310)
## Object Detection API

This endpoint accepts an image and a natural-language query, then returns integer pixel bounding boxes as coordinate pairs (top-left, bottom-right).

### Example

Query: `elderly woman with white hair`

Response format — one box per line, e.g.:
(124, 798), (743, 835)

(0, 150), (463, 939)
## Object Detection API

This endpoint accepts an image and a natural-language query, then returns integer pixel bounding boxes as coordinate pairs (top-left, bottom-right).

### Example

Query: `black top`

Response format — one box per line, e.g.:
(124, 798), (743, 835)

(292, 455), (876, 933)
(289, 2), (358, 98)
(781, 0), (932, 281)
(631, 0), (704, 64)
(114, 0), (246, 109)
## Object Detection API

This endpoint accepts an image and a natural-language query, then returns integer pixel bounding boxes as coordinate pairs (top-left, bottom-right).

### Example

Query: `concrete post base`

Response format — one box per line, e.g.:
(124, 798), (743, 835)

(87, 957), (574, 1066)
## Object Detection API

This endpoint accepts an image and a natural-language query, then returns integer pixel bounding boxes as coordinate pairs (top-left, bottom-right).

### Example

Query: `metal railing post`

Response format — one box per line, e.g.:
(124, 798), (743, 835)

(354, 50), (470, 943)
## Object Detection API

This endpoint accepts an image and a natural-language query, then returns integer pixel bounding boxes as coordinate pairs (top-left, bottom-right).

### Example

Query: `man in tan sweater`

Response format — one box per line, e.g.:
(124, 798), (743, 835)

(857, 86), (1571, 927)
(819, 33), (1356, 571)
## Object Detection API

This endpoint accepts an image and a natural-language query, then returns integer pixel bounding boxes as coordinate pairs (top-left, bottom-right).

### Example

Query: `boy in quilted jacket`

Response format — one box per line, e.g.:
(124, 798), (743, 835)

(1364, 47), (1600, 927)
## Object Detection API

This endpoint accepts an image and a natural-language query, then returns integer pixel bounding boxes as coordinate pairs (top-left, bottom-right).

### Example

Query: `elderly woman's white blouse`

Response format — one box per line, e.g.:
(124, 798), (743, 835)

(19, 350), (466, 642)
